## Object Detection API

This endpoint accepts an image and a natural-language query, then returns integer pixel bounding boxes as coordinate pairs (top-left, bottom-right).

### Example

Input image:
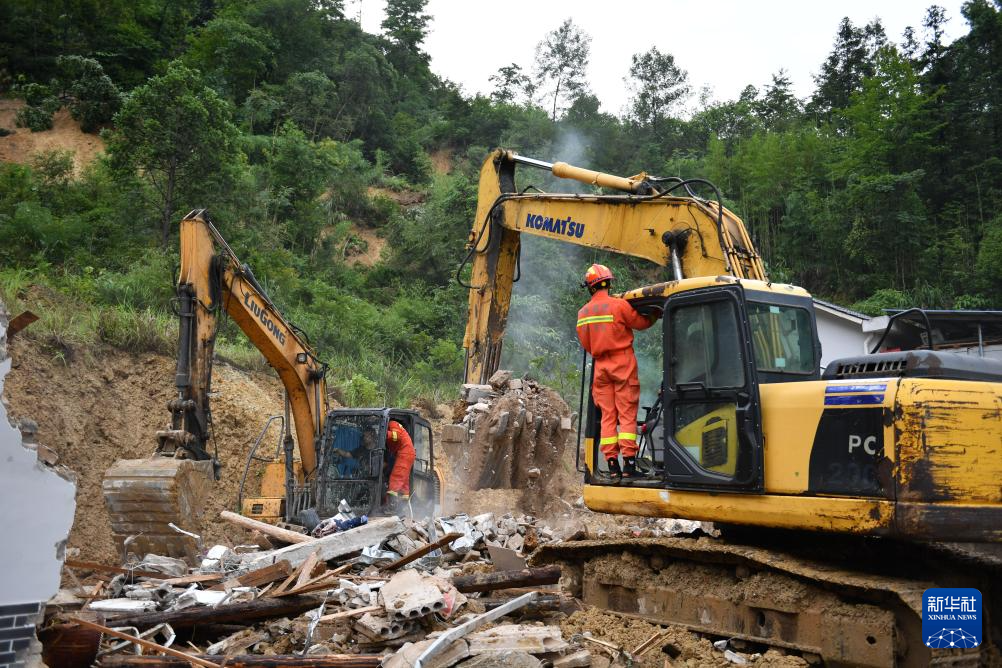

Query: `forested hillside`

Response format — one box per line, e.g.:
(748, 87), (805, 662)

(1, 0), (1000, 404)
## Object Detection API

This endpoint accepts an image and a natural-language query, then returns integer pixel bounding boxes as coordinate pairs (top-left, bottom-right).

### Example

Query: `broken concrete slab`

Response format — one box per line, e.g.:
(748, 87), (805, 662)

(244, 516), (404, 570)
(466, 625), (568, 655)
(550, 650), (592, 667)
(383, 638), (470, 668)
(380, 568), (446, 620)
(459, 651), (542, 668)
(461, 384), (494, 403)
(89, 598), (158, 613)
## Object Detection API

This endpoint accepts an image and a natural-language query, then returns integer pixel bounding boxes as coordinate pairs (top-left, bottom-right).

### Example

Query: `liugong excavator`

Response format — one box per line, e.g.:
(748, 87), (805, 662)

(461, 149), (1002, 666)
(103, 211), (444, 561)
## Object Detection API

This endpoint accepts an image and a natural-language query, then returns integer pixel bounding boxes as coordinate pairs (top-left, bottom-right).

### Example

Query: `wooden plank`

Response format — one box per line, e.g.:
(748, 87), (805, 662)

(451, 565), (561, 593)
(159, 573), (224, 586)
(68, 618), (221, 668)
(382, 532), (462, 571)
(99, 654), (381, 667)
(209, 560), (292, 591)
(104, 595), (325, 630)
(317, 604), (382, 623)
(219, 510), (311, 544)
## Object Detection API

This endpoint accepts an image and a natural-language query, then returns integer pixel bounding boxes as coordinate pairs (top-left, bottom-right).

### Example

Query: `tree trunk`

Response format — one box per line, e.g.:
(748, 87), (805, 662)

(161, 163), (177, 249)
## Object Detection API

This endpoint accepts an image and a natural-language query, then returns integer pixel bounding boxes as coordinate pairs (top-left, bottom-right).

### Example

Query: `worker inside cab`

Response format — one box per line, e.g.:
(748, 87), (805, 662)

(576, 263), (659, 480)
(383, 419), (416, 513)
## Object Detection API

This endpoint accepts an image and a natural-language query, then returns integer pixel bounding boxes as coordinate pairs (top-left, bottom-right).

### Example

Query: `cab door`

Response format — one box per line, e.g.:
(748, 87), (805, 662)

(662, 285), (764, 491)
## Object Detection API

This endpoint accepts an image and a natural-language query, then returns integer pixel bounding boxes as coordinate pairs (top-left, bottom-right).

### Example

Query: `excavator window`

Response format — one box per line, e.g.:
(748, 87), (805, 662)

(671, 300), (746, 389)
(747, 302), (815, 375)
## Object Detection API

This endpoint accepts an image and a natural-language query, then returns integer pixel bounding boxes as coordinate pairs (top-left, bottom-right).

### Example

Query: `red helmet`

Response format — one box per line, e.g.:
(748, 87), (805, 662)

(584, 263), (613, 287)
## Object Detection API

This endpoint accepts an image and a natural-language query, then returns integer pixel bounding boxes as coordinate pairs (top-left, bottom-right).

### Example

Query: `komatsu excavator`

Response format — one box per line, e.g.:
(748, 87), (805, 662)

(103, 211), (444, 561)
(461, 149), (1002, 667)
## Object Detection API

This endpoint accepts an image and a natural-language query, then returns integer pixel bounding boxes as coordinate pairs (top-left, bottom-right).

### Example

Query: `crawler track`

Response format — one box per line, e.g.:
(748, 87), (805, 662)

(533, 533), (1001, 667)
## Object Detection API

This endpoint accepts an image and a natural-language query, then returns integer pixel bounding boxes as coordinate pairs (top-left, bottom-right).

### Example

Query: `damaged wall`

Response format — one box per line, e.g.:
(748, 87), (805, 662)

(0, 302), (75, 664)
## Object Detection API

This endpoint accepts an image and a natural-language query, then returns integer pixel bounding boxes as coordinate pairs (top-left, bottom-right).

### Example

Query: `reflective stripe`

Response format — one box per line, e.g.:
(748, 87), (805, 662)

(390, 430), (398, 441)
(576, 314), (614, 327)
(599, 435), (619, 445)
(618, 432), (638, 441)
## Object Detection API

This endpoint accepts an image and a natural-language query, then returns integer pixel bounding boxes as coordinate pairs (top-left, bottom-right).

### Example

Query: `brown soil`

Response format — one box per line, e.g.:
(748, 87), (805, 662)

(0, 100), (105, 176)
(561, 608), (808, 667)
(429, 149), (452, 175)
(346, 225), (387, 267)
(3, 338), (285, 563)
(366, 186), (425, 206)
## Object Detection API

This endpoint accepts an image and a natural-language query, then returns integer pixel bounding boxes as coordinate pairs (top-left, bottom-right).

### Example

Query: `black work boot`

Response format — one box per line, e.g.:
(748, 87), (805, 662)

(622, 456), (638, 478)
(606, 457), (622, 480)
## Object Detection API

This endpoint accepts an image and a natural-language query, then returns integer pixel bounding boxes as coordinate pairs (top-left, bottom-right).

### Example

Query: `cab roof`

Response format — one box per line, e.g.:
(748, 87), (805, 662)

(620, 275), (811, 302)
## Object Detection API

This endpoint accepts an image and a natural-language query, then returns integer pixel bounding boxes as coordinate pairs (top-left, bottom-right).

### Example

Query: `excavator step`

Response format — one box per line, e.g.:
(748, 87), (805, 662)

(102, 458), (214, 563)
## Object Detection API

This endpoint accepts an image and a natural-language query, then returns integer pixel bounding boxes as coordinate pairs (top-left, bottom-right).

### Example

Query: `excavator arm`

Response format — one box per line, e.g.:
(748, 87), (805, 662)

(461, 149), (766, 384)
(162, 210), (326, 478)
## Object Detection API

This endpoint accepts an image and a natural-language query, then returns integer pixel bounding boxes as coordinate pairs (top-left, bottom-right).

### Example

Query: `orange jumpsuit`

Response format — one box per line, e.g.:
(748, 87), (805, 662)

(576, 290), (654, 460)
(385, 420), (416, 497)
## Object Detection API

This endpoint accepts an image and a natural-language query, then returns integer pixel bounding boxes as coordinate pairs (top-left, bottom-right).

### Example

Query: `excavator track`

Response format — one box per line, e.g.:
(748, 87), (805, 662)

(532, 535), (1000, 667)
(102, 458), (214, 562)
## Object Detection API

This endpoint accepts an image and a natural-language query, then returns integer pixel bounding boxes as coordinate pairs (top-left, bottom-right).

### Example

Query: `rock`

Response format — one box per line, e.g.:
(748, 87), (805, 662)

(551, 650), (592, 667)
(488, 370), (513, 390)
(505, 533), (524, 553)
(508, 379), (524, 391)
(468, 402), (490, 413)
(489, 411), (509, 436)
(560, 416), (573, 431)
(459, 651), (542, 668)
(462, 384), (494, 403)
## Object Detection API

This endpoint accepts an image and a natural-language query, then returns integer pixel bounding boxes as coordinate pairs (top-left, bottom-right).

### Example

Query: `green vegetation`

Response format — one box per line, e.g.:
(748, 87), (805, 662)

(1, 1), (1001, 407)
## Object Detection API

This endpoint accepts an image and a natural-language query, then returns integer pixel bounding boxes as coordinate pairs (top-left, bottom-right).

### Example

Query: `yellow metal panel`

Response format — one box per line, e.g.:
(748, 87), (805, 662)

(760, 382), (825, 493)
(241, 497), (283, 523)
(258, 460), (302, 498)
(582, 484), (894, 534)
(895, 378), (1002, 503)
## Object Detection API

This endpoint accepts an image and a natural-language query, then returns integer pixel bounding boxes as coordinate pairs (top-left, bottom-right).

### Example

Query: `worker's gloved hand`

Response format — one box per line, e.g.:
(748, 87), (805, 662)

(333, 448), (352, 458)
(386, 491), (408, 515)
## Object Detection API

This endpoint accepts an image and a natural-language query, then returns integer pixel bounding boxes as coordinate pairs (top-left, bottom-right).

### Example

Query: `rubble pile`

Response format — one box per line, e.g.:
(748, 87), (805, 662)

(440, 370), (575, 514)
(42, 509), (594, 667)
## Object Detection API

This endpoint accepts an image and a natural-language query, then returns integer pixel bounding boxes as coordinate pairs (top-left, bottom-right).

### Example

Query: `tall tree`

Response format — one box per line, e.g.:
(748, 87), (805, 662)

(106, 61), (238, 247)
(534, 18), (591, 121)
(810, 17), (887, 120)
(381, 0), (431, 73)
(757, 70), (800, 131)
(625, 46), (690, 133)
(489, 63), (534, 105)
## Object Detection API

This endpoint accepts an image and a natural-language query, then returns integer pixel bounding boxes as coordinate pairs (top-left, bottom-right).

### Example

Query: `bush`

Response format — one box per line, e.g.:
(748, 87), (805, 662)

(15, 105), (54, 131)
(342, 373), (381, 407)
(57, 56), (121, 132)
(851, 289), (912, 317)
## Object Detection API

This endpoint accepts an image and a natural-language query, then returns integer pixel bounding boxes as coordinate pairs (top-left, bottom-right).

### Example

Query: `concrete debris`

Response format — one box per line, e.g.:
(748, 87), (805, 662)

(380, 569), (446, 621)
(460, 651), (542, 668)
(466, 624), (569, 655)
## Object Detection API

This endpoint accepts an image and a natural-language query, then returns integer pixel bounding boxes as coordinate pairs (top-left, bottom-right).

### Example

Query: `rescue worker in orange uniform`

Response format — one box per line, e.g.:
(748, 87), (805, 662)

(384, 420), (416, 511)
(576, 264), (658, 479)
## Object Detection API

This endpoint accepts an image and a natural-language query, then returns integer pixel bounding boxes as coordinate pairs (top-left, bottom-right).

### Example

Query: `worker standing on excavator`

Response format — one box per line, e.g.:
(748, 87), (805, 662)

(384, 420), (415, 510)
(576, 264), (658, 479)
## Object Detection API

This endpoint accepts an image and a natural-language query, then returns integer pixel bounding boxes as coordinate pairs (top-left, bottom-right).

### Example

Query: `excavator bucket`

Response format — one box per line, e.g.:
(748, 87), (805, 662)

(102, 458), (214, 562)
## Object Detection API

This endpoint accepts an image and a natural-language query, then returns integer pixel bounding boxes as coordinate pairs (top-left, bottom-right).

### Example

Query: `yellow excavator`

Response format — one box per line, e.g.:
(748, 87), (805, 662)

(103, 211), (444, 561)
(461, 149), (1002, 666)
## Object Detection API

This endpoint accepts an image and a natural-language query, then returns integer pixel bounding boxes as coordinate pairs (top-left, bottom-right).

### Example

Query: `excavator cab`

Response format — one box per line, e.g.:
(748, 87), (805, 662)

(242, 408), (443, 527)
(306, 408), (442, 521)
(584, 278), (820, 490)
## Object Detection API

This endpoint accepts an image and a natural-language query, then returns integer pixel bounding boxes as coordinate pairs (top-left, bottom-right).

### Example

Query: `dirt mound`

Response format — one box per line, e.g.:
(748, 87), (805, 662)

(0, 100), (105, 176)
(440, 374), (579, 517)
(346, 225), (387, 267)
(366, 186), (425, 206)
(3, 339), (284, 563)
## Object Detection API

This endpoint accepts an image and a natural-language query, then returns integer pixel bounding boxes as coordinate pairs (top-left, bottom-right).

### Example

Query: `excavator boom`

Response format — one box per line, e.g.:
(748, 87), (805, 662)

(103, 210), (327, 559)
(461, 149), (764, 384)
